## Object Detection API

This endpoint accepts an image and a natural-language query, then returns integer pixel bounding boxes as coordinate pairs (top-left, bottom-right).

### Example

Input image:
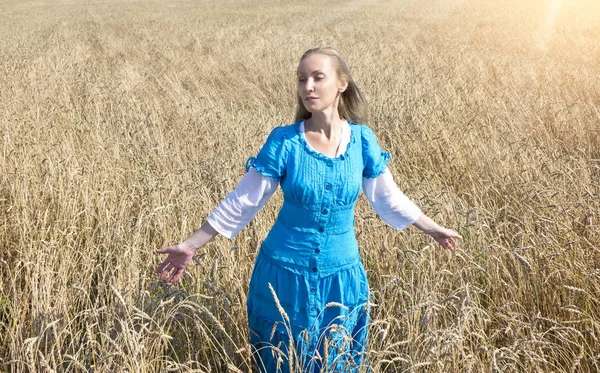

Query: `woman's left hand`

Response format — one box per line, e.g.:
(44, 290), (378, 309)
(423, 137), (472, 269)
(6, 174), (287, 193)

(429, 227), (462, 251)
(412, 214), (462, 251)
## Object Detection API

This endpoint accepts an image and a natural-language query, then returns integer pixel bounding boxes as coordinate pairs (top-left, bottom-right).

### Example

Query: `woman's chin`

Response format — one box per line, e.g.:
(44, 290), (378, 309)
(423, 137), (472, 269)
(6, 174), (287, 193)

(304, 105), (324, 114)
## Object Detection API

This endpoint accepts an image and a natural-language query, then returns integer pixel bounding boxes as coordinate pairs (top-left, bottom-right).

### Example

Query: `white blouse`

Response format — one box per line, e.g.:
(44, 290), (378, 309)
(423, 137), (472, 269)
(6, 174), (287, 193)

(207, 121), (422, 239)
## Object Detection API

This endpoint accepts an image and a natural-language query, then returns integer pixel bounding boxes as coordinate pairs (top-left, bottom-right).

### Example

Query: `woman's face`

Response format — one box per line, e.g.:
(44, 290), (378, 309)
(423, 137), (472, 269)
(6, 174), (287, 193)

(297, 54), (346, 115)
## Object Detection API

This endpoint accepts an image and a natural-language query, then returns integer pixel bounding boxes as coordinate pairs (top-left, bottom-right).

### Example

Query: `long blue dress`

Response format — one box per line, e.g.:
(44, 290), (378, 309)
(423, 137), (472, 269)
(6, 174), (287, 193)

(245, 121), (390, 372)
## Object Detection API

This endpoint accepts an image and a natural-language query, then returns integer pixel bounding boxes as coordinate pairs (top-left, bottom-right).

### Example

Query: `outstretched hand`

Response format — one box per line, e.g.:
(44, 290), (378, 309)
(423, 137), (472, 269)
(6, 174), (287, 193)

(429, 227), (462, 252)
(155, 242), (196, 283)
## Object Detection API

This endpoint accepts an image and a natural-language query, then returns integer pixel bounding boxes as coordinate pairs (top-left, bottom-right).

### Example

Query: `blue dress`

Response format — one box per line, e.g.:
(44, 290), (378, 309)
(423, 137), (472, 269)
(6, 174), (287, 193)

(245, 121), (390, 372)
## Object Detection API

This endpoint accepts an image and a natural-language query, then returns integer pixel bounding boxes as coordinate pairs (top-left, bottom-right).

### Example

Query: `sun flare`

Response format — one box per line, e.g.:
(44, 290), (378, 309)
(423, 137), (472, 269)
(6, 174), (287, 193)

(538, 0), (563, 50)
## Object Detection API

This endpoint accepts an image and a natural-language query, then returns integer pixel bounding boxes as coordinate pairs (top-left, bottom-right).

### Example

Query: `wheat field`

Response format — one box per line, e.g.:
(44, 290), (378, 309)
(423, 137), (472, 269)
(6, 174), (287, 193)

(1, 0), (599, 371)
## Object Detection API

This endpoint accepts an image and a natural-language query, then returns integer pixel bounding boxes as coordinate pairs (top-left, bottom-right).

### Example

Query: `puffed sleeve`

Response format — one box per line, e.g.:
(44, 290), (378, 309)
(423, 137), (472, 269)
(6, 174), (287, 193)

(361, 125), (391, 178)
(245, 126), (288, 181)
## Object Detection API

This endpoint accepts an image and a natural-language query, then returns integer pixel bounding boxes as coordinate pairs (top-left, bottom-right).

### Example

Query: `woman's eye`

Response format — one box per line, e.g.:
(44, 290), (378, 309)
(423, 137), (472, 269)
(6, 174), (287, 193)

(298, 78), (306, 83)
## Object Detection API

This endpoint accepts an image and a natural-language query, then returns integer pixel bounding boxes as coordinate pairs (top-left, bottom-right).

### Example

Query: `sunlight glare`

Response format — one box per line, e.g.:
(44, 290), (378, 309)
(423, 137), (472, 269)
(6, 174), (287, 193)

(538, 0), (563, 50)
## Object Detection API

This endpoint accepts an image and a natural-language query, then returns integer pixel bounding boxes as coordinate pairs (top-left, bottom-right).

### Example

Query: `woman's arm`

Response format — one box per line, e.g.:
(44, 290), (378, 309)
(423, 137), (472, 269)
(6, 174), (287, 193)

(206, 168), (279, 239)
(363, 167), (461, 251)
(155, 169), (279, 283)
(155, 221), (219, 283)
(362, 168), (422, 230)
(412, 213), (461, 251)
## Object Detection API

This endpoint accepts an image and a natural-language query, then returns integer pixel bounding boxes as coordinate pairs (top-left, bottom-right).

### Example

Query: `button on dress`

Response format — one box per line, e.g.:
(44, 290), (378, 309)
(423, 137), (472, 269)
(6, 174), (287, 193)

(245, 121), (392, 372)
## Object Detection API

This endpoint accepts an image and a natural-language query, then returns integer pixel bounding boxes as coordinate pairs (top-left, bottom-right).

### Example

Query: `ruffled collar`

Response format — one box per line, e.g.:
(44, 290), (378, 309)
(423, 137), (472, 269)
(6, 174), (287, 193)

(296, 120), (356, 162)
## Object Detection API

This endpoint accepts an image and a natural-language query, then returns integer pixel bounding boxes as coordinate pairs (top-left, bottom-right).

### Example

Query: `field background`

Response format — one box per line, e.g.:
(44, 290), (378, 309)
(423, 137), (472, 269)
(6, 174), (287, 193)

(1, 0), (599, 371)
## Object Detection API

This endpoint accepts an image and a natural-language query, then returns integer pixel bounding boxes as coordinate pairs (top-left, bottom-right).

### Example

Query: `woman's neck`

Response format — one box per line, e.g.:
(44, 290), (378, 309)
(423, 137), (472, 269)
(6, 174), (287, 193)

(305, 111), (344, 139)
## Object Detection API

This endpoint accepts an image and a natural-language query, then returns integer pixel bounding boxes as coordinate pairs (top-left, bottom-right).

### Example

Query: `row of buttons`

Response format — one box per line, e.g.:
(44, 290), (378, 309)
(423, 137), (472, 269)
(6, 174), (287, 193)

(309, 182), (335, 314)
(314, 183), (333, 261)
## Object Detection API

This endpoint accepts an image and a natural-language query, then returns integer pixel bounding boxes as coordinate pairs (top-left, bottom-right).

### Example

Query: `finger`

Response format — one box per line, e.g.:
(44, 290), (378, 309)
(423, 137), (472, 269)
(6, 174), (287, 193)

(160, 270), (171, 281)
(453, 236), (461, 247)
(159, 263), (173, 280)
(156, 259), (169, 274)
(156, 246), (173, 255)
(169, 267), (185, 283)
(453, 239), (460, 250)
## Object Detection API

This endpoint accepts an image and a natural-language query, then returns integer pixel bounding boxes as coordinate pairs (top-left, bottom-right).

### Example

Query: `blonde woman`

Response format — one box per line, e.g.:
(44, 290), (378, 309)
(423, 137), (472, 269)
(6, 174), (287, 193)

(156, 47), (461, 372)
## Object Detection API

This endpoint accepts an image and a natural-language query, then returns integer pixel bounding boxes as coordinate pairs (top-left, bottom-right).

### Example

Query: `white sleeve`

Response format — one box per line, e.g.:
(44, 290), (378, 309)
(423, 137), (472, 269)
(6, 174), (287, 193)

(206, 169), (279, 239)
(362, 168), (422, 231)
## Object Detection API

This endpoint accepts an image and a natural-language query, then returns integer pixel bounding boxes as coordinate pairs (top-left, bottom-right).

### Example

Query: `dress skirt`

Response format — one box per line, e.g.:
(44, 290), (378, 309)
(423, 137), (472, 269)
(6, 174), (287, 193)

(247, 251), (370, 373)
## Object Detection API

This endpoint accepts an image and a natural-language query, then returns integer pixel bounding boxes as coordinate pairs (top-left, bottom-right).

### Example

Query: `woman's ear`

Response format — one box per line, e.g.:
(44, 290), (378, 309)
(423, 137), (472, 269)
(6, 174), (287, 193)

(339, 80), (348, 93)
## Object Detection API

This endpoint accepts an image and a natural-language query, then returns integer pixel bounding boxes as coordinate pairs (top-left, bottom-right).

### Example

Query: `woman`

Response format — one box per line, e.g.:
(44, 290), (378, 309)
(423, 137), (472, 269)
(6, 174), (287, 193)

(156, 47), (461, 372)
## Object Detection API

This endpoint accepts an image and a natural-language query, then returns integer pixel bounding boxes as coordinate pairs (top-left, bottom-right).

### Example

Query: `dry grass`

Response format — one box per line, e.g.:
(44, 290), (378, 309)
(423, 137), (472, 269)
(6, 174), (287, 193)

(1, 0), (599, 371)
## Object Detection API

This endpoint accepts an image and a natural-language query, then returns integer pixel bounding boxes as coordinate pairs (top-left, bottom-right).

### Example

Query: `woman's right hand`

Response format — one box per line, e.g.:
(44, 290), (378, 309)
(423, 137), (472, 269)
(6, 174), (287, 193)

(155, 242), (196, 283)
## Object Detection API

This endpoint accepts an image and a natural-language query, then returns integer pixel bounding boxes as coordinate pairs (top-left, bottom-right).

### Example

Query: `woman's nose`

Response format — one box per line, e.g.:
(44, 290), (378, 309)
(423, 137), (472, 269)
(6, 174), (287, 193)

(305, 79), (314, 92)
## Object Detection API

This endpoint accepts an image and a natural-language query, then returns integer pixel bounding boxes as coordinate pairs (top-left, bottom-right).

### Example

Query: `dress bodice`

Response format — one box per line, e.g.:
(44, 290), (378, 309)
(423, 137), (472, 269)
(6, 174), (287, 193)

(245, 121), (391, 276)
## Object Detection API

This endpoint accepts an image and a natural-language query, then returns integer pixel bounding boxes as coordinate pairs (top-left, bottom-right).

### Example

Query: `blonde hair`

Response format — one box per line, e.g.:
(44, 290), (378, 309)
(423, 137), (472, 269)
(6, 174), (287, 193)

(293, 47), (367, 124)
